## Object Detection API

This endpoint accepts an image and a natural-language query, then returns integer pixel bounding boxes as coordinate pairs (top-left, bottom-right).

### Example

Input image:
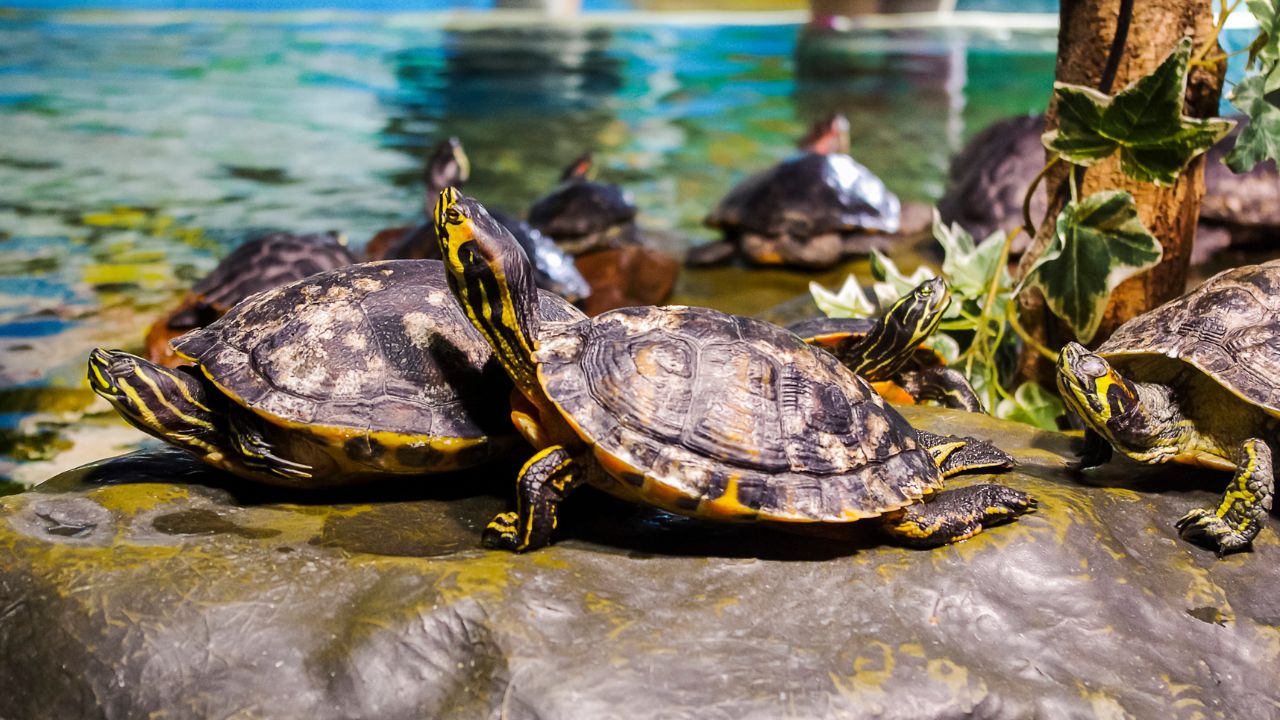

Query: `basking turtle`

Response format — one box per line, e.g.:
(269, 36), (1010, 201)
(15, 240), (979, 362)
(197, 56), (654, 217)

(789, 278), (985, 413)
(1057, 259), (1280, 555)
(434, 188), (1032, 552)
(526, 152), (639, 255)
(146, 231), (355, 367)
(93, 260), (584, 487)
(696, 113), (901, 270)
(367, 138), (591, 302)
(365, 137), (472, 262)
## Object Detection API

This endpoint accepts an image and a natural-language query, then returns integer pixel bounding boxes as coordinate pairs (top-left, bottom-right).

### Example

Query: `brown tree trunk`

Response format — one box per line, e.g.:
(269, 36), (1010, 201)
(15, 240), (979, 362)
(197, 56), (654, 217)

(1016, 0), (1225, 383)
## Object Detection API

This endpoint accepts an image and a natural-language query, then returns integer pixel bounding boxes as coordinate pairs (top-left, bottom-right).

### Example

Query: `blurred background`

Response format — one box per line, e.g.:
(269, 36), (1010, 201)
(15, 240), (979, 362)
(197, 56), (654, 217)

(0, 0), (1253, 485)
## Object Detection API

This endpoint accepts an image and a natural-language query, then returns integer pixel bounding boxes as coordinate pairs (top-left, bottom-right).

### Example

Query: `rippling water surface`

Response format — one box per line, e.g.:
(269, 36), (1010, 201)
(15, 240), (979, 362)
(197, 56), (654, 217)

(0, 9), (1069, 484)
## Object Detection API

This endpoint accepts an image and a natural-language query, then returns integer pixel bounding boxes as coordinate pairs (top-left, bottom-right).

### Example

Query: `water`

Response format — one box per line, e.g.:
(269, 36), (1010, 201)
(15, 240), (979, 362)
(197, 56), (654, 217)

(0, 8), (1068, 484)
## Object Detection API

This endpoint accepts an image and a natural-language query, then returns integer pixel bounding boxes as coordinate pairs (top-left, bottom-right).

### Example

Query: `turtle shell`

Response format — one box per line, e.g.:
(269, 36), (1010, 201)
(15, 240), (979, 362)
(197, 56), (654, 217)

(705, 152), (901, 236)
(535, 305), (941, 521)
(527, 179), (637, 239)
(1097, 259), (1280, 417)
(173, 259), (583, 442)
(176, 231), (355, 327)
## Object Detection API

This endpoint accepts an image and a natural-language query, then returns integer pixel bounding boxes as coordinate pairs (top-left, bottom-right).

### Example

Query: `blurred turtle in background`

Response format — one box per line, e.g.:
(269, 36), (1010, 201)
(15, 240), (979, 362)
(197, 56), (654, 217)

(693, 112), (902, 269)
(145, 230), (354, 367)
(938, 114), (1280, 262)
(526, 152), (639, 255)
(369, 137), (591, 303)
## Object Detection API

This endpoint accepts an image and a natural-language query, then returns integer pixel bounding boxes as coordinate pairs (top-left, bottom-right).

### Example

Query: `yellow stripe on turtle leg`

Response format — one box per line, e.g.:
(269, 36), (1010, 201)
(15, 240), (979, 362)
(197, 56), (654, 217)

(1176, 438), (1274, 556)
(483, 445), (581, 553)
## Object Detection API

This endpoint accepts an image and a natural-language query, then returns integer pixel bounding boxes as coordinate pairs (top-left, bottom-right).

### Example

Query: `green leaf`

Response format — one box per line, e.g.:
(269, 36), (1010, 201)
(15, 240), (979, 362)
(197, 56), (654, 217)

(1226, 73), (1280, 172)
(933, 211), (1010, 300)
(1246, 0), (1280, 69)
(1024, 191), (1163, 343)
(1042, 38), (1235, 185)
(995, 382), (1066, 431)
(810, 276), (876, 319)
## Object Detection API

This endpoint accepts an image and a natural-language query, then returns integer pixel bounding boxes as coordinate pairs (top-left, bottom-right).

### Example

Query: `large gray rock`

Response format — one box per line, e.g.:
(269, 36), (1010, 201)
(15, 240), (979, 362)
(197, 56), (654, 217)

(0, 406), (1277, 719)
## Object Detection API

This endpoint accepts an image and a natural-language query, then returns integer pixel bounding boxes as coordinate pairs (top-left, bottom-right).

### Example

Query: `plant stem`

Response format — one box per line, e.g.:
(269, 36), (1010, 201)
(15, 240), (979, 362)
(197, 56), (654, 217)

(1193, 0), (1243, 65)
(1021, 157), (1060, 237)
(1006, 296), (1059, 362)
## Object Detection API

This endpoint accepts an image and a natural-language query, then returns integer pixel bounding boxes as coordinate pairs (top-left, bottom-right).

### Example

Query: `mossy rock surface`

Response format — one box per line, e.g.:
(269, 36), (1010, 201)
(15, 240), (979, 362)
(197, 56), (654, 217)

(1, 407), (1278, 719)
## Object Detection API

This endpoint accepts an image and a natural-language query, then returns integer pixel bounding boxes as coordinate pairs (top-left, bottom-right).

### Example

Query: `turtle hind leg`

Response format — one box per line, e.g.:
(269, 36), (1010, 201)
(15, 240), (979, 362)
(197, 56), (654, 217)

(1176, 438), (1274, 556)
(882, 483), (1036, 548)
(483, 445), (584, 553)
(916, 430), (1014, 477)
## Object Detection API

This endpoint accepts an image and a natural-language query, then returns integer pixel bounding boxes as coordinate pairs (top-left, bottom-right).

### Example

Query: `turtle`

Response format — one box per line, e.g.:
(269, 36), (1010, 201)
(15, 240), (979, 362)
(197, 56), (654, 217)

(433, 187), (1034, 552)
(1056, 259), (1280, 555)
(91, 260), (585, 488)
(788, 277), (986, 413)
(695, 112), (901, 270)
(366, 138), (591, 303)
(146, 230), (356, 367)
(526, 152), (639, 255)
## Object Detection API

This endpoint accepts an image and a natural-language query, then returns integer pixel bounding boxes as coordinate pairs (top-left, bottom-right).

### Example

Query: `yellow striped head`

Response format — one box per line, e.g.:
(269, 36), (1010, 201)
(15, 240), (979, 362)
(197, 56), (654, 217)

(886, 277), (951, 348)
(433, 188), (544, 394)
(1055, 342), (1138, 427)
(88, 348), (219, 452)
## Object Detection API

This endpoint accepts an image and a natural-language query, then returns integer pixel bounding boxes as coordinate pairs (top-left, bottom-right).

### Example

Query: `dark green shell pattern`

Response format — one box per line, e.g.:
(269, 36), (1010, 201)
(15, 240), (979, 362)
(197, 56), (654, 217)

(174, 259), (582, 440)
(1098, 259), (1280, 417)
(536, 305), (941, 520)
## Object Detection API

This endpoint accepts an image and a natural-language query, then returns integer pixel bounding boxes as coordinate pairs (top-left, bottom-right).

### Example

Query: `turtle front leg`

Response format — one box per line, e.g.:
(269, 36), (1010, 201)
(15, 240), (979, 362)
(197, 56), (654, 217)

(915, 430), (1014, 477)
(898, 366), (986, 413)
(1175, 438), (1274, 556)
(484, 445), (584, 553)
(882, 483), (1036, 548)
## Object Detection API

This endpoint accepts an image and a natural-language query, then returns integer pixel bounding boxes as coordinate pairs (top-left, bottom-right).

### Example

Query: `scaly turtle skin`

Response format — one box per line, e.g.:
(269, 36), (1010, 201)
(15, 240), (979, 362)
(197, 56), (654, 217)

(92, 260), (584, 488)
(146, 231), (355, 367)
(434, 188), (1033, 552)
(1057, 259), (1280, 555)
(789, 278), (985, 413)
(526, 152), (639, 255)
(367, 138), (591, 302)
(698, 113), (901, 270)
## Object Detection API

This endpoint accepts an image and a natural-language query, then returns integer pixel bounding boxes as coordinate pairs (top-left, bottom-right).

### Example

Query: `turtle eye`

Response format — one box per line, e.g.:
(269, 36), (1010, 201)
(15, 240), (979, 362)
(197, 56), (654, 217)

(919, 285), (932, 296)
(1079, 355), (1108, 379)
(446, 208), (462, 224)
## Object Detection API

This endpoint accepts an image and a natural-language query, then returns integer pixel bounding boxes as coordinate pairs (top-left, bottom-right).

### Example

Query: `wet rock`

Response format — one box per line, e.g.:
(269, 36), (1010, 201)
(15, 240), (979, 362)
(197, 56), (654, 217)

(0, 407), (1278, 719)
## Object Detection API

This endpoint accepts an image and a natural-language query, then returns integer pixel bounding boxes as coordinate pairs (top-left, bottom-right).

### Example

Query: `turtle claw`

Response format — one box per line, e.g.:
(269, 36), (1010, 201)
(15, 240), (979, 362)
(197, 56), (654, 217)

(1175, 509), (1253, 556)
(482, 512), (521, 551)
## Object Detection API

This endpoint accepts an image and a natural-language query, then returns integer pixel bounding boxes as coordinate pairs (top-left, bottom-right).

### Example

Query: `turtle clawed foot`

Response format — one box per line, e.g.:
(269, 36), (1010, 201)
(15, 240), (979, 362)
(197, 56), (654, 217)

(1175, 509), (1253, 556)
(481, 512), (523, 552)
(886, 483), (1036, 548)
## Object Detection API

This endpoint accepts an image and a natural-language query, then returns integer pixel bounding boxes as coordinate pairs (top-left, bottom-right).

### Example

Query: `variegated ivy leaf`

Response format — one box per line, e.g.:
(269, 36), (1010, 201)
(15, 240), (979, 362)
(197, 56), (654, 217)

(1024, 190), (1163, 343)
(995, 382), (1066, 431)
(809, 275), (877, 319)
(932, 210), (1010, 302)
(1226, 73), (1280, 172)
(1042, 38), (1235, 185)
(868, 251), (956, 318)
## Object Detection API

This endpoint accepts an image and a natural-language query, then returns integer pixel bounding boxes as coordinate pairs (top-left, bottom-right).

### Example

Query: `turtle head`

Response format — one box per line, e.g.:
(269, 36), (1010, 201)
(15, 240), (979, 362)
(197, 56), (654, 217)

(799, 112), (850, 155)
(855, 277), (951, 379)
(1056, 342), (1178, 463)
(885, 277), (950, 346)
(88, 348), (221, 456)
(425, 137), (470, 195)
(434, 188), (543, 394)
(560, 152), (593, 183)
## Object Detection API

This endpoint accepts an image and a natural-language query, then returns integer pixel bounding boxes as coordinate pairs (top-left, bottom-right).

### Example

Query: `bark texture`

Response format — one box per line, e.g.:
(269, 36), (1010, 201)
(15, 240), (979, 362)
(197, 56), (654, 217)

(1017, 0), (1225, 381)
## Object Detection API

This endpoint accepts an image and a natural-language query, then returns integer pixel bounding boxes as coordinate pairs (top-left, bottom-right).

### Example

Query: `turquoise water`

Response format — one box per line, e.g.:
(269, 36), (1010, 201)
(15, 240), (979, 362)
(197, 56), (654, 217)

(0, 9), (1066, 484)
